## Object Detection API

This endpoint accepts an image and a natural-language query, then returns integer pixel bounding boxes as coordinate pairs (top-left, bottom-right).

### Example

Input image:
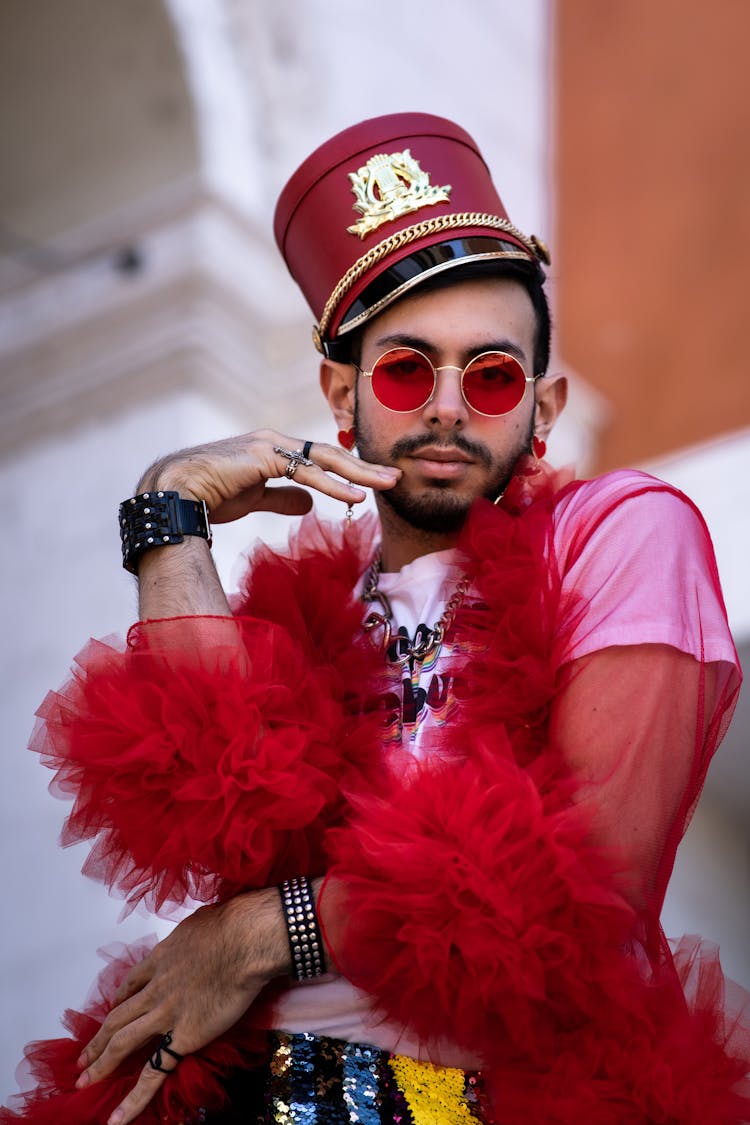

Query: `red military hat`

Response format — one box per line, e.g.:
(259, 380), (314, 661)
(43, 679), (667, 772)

(274, 112), (550, 357)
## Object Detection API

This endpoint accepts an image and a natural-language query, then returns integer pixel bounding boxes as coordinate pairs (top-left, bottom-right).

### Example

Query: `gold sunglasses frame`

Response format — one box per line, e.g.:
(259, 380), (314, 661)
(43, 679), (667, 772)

(355, 347), (541, 417)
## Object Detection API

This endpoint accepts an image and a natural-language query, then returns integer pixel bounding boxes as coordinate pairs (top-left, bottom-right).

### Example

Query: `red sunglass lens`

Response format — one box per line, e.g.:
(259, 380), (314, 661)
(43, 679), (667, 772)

(462, 353), (527, 415)
(370, 349), (435, 411)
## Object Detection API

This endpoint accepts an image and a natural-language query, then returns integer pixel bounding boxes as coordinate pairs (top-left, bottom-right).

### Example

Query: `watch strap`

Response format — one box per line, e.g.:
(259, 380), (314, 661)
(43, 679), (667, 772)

(119, 490), (211, 574)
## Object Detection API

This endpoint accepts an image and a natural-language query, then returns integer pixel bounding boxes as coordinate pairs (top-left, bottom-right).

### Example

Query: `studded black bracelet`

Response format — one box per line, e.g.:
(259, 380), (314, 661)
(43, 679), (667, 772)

(119, 490), (211, 575)
(279, 876), (327, 981)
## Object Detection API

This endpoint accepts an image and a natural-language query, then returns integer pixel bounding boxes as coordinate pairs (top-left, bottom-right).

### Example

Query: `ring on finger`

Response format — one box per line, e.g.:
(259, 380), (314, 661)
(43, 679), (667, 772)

(285, 459), (300, 479)
(273, 444), (314, 469)
(302, 440), (313, 460)
(148, 1031), (184, 1074)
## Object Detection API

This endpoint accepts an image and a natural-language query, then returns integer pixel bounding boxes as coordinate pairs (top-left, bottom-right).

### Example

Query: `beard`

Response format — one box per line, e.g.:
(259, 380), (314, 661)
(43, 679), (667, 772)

(354, 401), (535, 535)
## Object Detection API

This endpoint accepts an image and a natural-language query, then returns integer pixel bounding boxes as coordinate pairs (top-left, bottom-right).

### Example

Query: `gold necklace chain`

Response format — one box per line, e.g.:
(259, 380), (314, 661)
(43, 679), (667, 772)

(361, 552), (471, 662)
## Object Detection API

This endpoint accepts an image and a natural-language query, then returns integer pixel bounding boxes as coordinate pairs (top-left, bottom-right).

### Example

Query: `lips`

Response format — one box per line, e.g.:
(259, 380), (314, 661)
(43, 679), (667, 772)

(404, 447), (475, 482)
(407, 446), (473, 464)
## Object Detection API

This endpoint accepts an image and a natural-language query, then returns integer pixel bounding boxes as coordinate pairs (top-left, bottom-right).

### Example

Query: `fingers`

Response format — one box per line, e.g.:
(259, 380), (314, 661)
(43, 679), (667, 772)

(269, 440), (400, 503)
(104, 1032), (183, 1125)
(77, 989), (152, 1072)
(77, 1006), (156, 1086)
(207, 436), (400, 524)
(255, 485), (315, 517)
(290, 439), (400, 490)
(78, 1006), (189, 1125)
(79, 1017), (184, 1125)
(142, 429), (401, 519)
(211, 483), (314, 523)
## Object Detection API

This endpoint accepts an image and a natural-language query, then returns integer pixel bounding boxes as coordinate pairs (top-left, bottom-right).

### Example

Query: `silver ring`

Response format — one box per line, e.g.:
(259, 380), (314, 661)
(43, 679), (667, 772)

(285, 459), (299, 479)
(273, 445), (314, 468)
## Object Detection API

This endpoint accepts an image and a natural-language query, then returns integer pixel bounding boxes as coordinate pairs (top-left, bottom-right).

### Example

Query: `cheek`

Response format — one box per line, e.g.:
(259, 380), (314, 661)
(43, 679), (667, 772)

(358, 392), (411, 435)
(478, 412), (527, 441)
(482, 410), (535, 459)
(354, 398), (399, 455)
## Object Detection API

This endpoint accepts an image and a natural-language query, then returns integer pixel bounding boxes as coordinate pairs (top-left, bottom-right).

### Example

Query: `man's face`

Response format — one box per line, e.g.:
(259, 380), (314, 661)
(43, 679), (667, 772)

(353, 276), (539, 533)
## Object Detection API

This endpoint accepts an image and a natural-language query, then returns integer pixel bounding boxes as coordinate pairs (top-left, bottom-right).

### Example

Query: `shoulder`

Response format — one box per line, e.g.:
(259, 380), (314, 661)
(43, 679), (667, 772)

(552, 469), (713, 569)
(549, 469), (738, 668)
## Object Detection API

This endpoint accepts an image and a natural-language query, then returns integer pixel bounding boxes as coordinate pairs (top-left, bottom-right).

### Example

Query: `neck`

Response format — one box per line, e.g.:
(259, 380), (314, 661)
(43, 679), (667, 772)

(375, 495), (463, 572)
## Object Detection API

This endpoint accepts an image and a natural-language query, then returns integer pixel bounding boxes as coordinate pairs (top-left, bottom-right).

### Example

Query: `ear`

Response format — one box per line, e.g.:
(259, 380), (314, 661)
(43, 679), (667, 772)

(320, 359), (356, 431)
(534, 372), (567, 441)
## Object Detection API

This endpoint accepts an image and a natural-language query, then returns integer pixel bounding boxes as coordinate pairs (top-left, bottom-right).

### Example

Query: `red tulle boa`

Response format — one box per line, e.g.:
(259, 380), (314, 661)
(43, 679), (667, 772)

(8, 471), (750, 1122)
(322, 747), (750, 1122)
(31, 519), (387, 915)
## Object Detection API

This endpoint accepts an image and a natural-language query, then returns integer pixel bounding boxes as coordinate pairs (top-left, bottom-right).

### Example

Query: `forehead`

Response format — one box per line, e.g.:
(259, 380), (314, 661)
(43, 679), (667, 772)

(360, 276), (537, 357)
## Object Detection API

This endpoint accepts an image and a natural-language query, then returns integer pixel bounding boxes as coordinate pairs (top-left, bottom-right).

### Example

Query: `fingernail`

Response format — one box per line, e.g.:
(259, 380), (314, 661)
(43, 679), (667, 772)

(75, 1070), (90, 1089)
(378, 468), (400, 479)
(108, 1110), (124, 1125)
(76, 1052), (87, 1070)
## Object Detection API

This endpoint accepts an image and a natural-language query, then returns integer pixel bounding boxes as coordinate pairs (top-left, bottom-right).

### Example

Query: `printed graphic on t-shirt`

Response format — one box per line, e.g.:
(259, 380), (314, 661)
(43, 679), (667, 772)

(383, 622), (477, 747)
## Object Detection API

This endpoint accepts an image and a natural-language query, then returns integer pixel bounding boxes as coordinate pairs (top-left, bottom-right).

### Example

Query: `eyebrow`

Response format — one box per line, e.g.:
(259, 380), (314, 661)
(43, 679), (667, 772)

(371, 332), (529, 366)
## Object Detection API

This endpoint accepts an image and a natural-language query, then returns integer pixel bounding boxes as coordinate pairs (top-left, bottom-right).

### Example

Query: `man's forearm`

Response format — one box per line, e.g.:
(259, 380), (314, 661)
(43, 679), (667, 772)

(134, 464), (230, 620)
(219, 876), (328, 987)
(137, 538), (231, 619)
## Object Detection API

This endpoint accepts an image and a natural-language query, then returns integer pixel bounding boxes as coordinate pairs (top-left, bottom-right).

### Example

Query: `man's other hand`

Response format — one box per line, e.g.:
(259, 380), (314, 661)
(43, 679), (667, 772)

(75, 887), (290, 1125)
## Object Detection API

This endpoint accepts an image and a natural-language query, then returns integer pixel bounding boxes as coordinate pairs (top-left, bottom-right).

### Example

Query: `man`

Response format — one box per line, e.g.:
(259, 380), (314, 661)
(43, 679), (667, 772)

(4, 115), (748, 1125)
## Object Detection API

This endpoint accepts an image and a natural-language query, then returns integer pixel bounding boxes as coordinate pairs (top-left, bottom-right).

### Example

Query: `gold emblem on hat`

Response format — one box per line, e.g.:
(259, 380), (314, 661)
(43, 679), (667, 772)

(347, 149), (451, 238)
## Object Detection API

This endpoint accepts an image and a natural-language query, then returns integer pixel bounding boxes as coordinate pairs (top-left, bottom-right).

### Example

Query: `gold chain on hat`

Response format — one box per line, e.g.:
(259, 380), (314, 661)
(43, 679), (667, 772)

(361, 552), (471, 662)
(317, 212), (547, 344)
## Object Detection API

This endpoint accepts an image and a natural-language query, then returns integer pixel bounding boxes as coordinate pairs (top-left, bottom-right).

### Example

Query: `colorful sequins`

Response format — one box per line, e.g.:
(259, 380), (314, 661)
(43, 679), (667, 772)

(260, 1033), (491, 1124)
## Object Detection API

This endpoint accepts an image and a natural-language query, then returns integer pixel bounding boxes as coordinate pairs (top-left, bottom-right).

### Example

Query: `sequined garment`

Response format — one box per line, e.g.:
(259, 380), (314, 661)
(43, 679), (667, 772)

(212, 1032), (493, 1125)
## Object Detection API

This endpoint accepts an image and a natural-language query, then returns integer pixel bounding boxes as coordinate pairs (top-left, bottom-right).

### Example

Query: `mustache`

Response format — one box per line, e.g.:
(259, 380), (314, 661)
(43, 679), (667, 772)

(389, 432), (493, 470)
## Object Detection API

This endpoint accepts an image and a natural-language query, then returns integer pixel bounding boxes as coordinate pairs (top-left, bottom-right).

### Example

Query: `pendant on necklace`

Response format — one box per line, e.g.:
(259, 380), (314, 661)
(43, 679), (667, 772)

(360, 552), (470, 663)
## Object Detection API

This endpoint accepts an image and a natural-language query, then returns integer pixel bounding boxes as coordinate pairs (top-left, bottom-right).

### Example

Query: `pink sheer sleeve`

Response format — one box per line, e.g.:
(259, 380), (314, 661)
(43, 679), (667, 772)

(553, 470), (739, 669)
(550, 471), (741, 918)
(551, 644), (737, 916)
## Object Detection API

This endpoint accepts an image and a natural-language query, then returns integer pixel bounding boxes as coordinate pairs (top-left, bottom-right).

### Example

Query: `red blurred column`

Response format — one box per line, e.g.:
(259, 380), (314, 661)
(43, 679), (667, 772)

(554, 0), (750, 470)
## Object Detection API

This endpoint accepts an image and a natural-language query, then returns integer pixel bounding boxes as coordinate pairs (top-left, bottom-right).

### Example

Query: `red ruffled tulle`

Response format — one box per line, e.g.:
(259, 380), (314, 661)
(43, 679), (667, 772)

(321, 749), (750, 1122)
(318, 473), (750, 1121)
(8, 462), (750, 1122)
(0, 940), (270, 1125)
(7, 517), (390, 1123)
(30, 519), (387, 915)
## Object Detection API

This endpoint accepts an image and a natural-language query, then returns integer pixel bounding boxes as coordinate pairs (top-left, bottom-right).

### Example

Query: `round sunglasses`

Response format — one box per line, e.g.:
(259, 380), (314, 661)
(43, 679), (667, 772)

(356, 347), (540, 416)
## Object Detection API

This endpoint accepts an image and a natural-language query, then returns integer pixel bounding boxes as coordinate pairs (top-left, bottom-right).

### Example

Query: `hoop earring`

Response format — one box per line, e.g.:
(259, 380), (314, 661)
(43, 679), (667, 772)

(338, 428), (356, 452)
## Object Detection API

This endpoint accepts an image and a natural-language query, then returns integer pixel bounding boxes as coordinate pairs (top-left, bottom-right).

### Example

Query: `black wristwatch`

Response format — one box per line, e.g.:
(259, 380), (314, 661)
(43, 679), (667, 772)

(118, 490), (212, 575)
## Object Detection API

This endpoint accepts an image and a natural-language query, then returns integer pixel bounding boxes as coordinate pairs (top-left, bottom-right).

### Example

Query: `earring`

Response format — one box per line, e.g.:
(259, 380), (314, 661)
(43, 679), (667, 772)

(338, 429), (356, 527)
(532, 435), (547, 460)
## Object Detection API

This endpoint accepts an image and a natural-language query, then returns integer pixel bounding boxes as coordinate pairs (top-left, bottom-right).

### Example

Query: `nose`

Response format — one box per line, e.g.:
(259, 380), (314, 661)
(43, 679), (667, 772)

(421, 364), (469, 429)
